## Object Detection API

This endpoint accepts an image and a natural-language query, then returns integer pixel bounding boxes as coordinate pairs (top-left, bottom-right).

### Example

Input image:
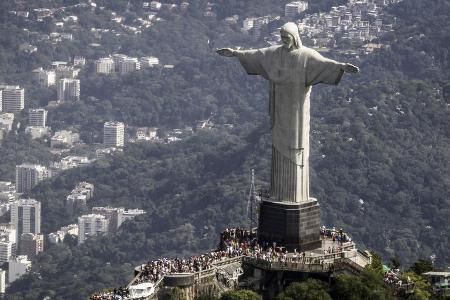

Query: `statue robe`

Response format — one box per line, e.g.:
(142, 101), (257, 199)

(235, 45), (345, 203)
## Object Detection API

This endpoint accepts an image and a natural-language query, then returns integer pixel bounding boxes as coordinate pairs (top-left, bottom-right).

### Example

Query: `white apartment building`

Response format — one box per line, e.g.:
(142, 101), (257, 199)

(32, 68), (56, 87)
(8, 255), (31, 284)
(0, 240), (13, 264)
(0, 85), (24, 113)
(55, 66), (80, 79)
(285, 1), (309, 18)
(73, 56), (85, 67)
(96, 57), (115, 74)
(65, 181), (94, 212)
(0, 269), (5, 293)
(57, 79), (80, 102)
(50, 130), (80, 148)
(0, 224), (16, 264)
(0, 113), (14, 132)
(0, 224), (16, 244)
(50, 156), (90, 176)
(122, 209), (146, 222)
(11, 199), (41, 241)
(28, 108), (47, 127)
(78, 214), (109, 244)
(48, 224), (78, 244)
(150, 1), (162, 10)
(104, 121), (124, 147)
(140, 56), (159, 68)
(25, 126), (50, 139)
(243, 18), (256, 31)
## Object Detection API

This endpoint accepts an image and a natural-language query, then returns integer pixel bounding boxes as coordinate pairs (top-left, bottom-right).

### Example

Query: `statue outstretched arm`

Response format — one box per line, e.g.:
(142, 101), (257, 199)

(217, 47), (269, 79)
(216, 48), (237, 57)
(343, 63), (359, 73)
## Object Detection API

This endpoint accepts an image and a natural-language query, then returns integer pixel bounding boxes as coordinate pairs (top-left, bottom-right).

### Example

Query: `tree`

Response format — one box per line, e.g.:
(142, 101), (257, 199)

(400, 272), (431, 300)
(366, 252), (384, 276)
(276, 279), (331, 300)
(331, 271), (394, 300)
(389, 257), (401, 270)
(409, 259), (433, 275)
(220, 290), (262, 300)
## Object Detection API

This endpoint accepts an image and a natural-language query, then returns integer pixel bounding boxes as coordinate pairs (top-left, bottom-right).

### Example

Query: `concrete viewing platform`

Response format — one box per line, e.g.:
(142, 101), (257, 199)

(89, 228), (371, 300)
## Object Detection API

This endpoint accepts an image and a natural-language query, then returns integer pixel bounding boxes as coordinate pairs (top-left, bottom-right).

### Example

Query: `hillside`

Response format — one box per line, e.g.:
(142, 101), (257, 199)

(1, 0), (450, 299)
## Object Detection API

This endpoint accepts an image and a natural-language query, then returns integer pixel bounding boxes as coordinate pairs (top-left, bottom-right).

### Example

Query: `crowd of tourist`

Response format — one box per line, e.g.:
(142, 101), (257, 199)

(90, 287), (129, 300)
(320, 226), (352, 244)
(384, 268), (403, 285)
(90, 226), (351, 300)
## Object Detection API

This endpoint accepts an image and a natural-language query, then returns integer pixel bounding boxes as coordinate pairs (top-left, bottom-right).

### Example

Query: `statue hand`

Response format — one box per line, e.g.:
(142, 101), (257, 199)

(216, 48), (235, 57)
(344, 63), (359, 73)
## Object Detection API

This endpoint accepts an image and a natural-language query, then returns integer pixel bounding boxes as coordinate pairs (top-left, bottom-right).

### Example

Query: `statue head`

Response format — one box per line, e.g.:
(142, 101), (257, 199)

(280, 22), (302, 50)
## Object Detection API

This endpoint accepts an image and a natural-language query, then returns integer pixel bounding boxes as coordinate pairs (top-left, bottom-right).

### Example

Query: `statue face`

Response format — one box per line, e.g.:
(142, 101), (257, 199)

(281, 32), (294, 50)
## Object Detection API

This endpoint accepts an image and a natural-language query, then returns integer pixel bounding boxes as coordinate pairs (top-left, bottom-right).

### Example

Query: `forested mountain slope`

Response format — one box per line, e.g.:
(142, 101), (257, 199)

(1, 0), (450, 298)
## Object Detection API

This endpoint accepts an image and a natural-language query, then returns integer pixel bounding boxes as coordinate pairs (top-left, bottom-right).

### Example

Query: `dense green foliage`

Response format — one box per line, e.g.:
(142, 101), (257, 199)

(331, 271), (394, 300)
(220, 290), (262, 300)
(276, 279), (332, 300)
(1, 0), (450, 298)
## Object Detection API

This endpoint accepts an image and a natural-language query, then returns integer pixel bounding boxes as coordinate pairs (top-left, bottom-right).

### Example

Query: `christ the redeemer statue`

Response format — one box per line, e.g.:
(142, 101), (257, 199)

(217, 22), (358, 204)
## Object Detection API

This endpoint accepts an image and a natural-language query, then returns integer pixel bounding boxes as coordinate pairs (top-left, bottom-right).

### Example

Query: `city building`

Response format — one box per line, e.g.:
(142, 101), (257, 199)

(242, 17), (256, 31)
(8, 255), (31, 284)
(57, 78), (80, 102)
(136, 127), (158, 141)
(95, 147), (122, 158)
(0, 182), (15, 193)
(65, 181), (94, 213)
(25, 126), (50, 139)
(32, 68), (56, 87)
(18, 233), (44, 260)
(33, 8), (52, 20)
(15, 164), (48, 194)
(103, 121), (125, 147)
(0, 224), (16, 263)
(78, 214), (109, 244)
(0, 113), (14, 131)
(117, 57), (140, 75)
(48, 224), (78, 244)
(95, 57), (115, 74)
(50, 130), (80, 148)
(122, 208), (146, 223)
(92, 206), (125, 233)
(285, 1), (309, 18)
(73, 56), (86, 67)
(139, 56), (159, 68)
(0, 184), (16, 218)
(0, 269), (5, 293)
(28, 108), (47, 127)
(50, 156), (91, 176)
(51, 61), (68, 69)
(0, 239), (13, 264)
(150, 1), (162, 10)
(423, 271), (450, 294)
(55, 66), (80, 79)
(10, 199), (41, 241)
(0, 85), (24, 113)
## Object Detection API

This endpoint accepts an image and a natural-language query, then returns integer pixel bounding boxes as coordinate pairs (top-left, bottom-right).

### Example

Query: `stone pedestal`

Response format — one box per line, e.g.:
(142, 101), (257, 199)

(257, 198), (321, 251)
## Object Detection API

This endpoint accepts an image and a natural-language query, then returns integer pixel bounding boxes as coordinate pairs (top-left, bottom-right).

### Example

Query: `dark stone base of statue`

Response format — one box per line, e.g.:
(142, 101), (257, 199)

(257, 199), (322, 251)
